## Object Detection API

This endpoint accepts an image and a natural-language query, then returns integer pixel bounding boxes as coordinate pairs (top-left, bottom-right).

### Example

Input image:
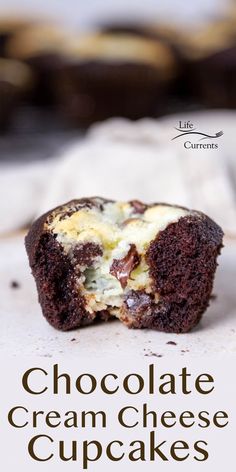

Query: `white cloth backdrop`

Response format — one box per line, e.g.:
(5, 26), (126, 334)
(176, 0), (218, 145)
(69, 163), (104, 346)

(1, 112), (236, 236)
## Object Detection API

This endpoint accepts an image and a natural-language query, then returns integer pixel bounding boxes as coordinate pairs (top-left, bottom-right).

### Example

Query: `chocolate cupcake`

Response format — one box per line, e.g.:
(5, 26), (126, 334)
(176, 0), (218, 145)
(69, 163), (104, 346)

(101, 21), (191, 104)
(0, 58), (33, 132)
(181, 19), (236, 107)
(25, 197), (223, 333)
(56, 33), (177, 125)
(6, 24), (68, 105)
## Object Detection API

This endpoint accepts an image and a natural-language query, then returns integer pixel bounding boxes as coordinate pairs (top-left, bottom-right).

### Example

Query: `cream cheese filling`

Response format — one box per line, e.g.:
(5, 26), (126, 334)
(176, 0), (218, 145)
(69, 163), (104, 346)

(48, 201), (188, 315)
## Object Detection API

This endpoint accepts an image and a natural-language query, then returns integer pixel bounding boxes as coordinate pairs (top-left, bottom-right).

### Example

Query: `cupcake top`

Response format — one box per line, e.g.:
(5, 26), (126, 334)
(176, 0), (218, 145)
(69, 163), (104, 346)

(0, 58), (33, 88)
(142, 21), (189, 44)
(0, 17), (31, 35)
(102, 20), (186, 41)
(65, 32), (176, 76)
(181, 19), (236, 60)
(6, 24), (69, 59)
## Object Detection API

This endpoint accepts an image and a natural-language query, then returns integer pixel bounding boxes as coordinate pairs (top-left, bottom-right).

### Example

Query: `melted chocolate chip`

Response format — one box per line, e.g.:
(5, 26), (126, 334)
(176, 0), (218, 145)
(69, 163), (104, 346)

(129, 200), (147, 214)
(110, 244), (140, 288)
(70, 242), (103, 268)
(125, 290), (153, 313)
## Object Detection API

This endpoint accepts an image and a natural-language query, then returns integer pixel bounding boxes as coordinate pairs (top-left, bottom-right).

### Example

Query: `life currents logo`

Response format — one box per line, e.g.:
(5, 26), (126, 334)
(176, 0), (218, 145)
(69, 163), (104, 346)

(172, 120), (223, 149)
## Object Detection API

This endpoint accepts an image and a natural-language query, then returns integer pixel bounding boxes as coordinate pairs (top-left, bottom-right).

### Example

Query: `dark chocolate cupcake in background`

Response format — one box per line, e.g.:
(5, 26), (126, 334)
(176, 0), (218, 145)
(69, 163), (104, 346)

(101, 21), (192, 104)
(180, 19), (236, 108)
(103, 17), (236, 110)
(6, 24), (68, 106)
(0, 58), (33, 132)
(0, 17), (31, 57)
(2, 14), (236, 125)
(56, 32), (177, 126)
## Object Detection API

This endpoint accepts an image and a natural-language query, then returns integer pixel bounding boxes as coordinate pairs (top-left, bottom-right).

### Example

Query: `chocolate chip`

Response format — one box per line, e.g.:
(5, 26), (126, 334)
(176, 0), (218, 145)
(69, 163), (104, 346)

(110, 244), (140, 288)
(129, 200), (147, 214)
(125, 290), (153, 313)
(145, 352), (163, 357)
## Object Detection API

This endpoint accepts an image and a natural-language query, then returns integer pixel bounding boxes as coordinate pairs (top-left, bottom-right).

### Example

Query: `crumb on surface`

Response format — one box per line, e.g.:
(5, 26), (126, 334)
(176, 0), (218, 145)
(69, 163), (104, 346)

(166, 341), (177, 346)
(10, 280), (20, 289)
(145, 352), (163, 357)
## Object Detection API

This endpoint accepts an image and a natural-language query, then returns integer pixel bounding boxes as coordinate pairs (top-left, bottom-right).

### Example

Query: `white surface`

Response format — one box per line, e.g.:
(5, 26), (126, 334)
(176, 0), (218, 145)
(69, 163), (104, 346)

(1, 233), (236, 358)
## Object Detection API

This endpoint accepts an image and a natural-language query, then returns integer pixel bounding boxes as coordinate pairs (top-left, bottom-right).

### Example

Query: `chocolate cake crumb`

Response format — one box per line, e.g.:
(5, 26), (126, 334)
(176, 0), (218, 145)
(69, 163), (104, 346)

(166, 341), (177, 345)
(69, 242), (103, 269)
(145, 352), (163, 357)
(71, 338), (76, 342)
(10, 280), (20, 289)
(129, 200), (147, 214)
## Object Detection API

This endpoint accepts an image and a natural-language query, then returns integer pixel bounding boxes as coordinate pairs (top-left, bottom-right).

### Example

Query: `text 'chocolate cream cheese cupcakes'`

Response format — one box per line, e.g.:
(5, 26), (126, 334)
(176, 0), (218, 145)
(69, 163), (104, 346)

(25, 198), (223, 333)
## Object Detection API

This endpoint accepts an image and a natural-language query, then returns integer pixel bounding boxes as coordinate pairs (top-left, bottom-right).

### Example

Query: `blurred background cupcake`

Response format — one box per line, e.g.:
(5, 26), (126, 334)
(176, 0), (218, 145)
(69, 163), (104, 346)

(56, 32), (177, 126)
(5, 24), (70, 106)
(178, 17), (236, 108)
(0, 57), (33, 131)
